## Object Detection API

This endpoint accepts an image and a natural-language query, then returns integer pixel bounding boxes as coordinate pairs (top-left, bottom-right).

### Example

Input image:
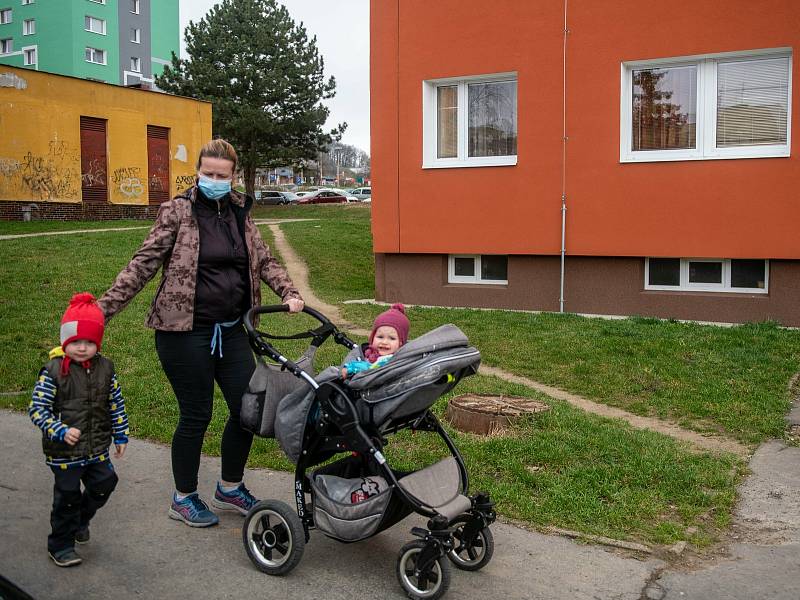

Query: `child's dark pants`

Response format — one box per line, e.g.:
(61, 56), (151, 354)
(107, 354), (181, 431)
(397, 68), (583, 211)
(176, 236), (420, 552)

(48, 461), (118, 553)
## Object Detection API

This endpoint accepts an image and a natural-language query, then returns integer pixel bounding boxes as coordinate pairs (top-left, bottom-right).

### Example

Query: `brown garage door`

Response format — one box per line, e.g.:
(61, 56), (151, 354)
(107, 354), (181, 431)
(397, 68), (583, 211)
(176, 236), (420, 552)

(80, 116), (108, 203)
(147, 125), (170, 205)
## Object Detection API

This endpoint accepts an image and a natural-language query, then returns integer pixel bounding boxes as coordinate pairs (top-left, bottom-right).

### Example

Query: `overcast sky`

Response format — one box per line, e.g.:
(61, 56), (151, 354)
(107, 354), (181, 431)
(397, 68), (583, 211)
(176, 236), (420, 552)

(178, 0), (371, 154)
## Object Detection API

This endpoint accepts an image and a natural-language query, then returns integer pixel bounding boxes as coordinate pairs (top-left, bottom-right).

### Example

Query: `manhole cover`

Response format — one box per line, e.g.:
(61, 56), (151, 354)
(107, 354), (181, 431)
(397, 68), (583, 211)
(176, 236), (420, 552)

(445, 394), (550, 435)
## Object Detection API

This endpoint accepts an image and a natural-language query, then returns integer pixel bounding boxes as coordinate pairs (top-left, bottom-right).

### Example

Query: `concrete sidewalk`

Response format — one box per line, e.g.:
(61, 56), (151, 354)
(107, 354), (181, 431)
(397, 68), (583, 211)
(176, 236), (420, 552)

(1, 410), (662, 600)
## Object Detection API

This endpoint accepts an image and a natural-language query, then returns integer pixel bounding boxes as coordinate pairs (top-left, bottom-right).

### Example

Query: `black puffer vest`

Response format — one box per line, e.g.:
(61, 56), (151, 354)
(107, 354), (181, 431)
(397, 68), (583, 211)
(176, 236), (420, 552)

(41, 355), (115, 458)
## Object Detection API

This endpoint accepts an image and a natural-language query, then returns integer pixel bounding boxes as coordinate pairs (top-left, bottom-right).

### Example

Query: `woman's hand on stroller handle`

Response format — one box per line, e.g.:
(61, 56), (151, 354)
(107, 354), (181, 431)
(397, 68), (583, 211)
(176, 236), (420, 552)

(284, 297), (304, 313)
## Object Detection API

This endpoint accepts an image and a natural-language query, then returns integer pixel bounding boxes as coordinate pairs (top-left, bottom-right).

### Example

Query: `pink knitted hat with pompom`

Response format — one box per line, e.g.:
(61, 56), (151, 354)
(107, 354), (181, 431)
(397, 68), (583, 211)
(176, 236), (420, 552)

(369, 303), (410, 346)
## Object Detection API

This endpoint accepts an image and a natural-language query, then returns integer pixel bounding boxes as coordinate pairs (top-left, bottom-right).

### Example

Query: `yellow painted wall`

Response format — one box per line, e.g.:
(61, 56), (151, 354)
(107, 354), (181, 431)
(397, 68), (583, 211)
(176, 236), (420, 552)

(0, 66), (211, 204)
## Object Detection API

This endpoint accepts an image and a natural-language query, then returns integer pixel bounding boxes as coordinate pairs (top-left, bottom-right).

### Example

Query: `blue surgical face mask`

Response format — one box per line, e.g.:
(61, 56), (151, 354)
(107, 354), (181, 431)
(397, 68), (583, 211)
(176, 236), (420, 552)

(198, 175), (231, 200)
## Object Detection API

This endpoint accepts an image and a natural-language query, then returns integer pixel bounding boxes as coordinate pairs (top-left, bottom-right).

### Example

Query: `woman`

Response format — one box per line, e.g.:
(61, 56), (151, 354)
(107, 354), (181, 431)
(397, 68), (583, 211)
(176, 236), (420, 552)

(98, 139), (304, 527)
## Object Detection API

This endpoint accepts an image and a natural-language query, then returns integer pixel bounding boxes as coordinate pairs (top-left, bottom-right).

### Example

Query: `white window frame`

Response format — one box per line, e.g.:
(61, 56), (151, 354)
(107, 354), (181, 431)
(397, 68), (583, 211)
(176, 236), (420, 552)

(130, 27), (140, 43)
(0, 37), (12, 54)
(22, 43), (36, 66)
(88, 0), (106, 4)
(130, 56), (140, 72)
(448, 255), (508, 285)
(621, 48), (792, 163)
(22, 17), (33, 34)
(423, 72), (518, 169)
(85, 46), (106, 65)
(0, 8), (12, 24)
(85, 15), (106, 35)
(644, 258), (769, 294)
(21, 0), (34, 5)
(130, 0), (139, 15)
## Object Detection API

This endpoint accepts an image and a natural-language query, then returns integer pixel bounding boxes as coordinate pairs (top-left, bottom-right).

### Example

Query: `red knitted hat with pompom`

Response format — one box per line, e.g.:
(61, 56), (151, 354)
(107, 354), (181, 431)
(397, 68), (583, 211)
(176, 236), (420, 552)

(369, 303), (410, 346)
(60, 292), (105, 351)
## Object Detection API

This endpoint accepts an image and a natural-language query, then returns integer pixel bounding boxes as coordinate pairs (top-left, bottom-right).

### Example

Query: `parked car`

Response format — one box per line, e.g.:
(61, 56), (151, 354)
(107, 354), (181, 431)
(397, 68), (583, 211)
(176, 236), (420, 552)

(319, 188), (359, 202)
(296, 189), (348, 204)
(255, 190), (296, 205)
(350, 187), (372, 201)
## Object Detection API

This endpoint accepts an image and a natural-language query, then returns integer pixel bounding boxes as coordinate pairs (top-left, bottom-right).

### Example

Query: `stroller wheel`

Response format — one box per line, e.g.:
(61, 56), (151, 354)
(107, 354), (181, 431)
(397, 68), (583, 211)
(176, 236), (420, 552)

(242, 500), (305, 576)
(447, 514), (494, 571)
(396, 540), (451, 600)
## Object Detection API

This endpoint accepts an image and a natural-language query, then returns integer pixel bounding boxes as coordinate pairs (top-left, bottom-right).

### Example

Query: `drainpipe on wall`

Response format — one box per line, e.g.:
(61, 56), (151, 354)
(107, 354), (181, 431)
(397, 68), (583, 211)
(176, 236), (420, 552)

(559, 0), (569, 313)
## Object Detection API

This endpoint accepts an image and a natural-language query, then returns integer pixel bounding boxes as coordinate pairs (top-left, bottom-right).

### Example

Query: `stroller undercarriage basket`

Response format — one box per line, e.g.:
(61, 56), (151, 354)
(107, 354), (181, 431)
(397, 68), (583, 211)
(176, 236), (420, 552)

(240, 305), (496, 600)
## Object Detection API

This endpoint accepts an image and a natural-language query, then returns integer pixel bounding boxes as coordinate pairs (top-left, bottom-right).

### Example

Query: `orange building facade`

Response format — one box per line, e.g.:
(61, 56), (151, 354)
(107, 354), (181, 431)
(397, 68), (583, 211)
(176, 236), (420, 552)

(370, 0), (800, 326)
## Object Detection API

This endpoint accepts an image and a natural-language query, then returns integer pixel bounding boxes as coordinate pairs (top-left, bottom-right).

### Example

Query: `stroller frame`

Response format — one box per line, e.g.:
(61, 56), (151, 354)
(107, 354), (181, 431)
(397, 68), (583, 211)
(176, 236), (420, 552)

(243, 305), (497, 600)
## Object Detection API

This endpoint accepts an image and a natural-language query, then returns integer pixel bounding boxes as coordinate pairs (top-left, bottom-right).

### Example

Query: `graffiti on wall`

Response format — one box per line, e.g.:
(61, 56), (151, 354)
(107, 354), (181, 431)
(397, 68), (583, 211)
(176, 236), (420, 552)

(0, 139), (81, 200)
(174, 174), (195, 192)
(112, 166), (145, 199)
(81, 158), (106, 188)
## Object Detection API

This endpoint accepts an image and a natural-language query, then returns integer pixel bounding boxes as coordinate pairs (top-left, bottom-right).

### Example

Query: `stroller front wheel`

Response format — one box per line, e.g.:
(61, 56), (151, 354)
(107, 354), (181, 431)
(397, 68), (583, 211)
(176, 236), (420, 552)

(447, 514), (494, 571)
(396, 540), (451, 600)
(243, 499), (305, 576)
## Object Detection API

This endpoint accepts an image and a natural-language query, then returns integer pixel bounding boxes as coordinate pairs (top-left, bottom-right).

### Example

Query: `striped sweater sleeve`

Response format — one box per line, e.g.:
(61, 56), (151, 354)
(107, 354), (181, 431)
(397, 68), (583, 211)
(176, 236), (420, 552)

(29, 367), (68, 442)
(108, 373), (130, 444)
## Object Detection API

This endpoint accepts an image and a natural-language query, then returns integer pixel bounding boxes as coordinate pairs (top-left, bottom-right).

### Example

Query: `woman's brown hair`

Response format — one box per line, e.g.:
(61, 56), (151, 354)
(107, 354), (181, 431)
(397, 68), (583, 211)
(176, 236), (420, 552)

(196, 138), (238, 172)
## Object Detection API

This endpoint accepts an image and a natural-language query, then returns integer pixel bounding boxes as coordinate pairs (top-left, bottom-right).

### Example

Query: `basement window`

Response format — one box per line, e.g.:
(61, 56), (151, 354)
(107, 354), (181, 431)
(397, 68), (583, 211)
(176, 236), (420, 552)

(449, 255), (508, 285)
(645, 258), (768, 293)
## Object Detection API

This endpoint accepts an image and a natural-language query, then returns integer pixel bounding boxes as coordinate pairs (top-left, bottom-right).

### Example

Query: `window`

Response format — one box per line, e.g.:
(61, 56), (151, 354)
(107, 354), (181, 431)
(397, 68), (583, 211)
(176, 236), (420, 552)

(22, 45), (35, 65)
(130, 0), (139, 14)
(22, 17), (33, 34)
(85, 15), (105, 34)
(423, 73), (518, 168)
(130, 27), (140, 43)
(130, 56), (140, 72)
(85, 46), (106, 64)
(0, 8), (11, 23)
(88, 0), (106, 4)
(622, 49), (792, 162)
(21, 0), (34, 5)
(0, 38), (11, 54)
(645, 258), (768, 293)
(448, 255), (508, 285)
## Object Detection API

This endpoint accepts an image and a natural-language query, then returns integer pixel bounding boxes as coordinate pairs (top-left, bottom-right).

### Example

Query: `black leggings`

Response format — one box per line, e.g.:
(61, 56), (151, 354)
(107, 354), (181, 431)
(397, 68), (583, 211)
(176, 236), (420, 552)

(155, 325), (256, 494)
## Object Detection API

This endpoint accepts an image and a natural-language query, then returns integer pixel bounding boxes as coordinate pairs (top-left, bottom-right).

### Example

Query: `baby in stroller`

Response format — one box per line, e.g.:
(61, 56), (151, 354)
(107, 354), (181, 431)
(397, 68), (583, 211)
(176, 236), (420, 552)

(341, 303), (409, 378)
(239, 304), (497, 600)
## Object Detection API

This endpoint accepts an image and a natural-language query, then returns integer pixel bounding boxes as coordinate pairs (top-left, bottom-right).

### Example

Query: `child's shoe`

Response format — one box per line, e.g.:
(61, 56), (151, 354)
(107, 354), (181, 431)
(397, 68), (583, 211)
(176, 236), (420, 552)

(168, 492), (219, 527)
(75, 527), (90, 545)
(211, 482), (258, 515)
(49, 548), (82, 567)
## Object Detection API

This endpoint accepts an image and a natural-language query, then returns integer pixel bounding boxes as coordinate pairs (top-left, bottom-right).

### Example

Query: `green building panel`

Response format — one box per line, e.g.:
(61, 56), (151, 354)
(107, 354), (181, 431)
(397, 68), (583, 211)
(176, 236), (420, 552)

(0, 0), (177, 86)
(74, 0), (119, 83)
(150, 0), (178, 78)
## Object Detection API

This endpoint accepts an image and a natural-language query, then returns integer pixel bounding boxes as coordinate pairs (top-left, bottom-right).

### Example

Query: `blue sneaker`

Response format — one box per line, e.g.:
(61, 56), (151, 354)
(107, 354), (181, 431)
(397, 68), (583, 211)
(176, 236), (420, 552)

(168, 492), (219, 527)
(211, 482), (258, 515)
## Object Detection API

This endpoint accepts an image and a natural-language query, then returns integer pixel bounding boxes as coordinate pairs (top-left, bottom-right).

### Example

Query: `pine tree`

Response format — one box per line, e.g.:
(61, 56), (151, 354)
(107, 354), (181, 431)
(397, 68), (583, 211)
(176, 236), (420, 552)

(156, 0), (345, 196)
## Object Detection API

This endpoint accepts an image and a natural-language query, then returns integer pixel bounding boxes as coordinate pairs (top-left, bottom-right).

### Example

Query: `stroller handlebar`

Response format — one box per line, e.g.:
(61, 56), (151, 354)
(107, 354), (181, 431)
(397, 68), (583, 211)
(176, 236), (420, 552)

(243, 304), (334, 336)
(243, 305), (357, 371)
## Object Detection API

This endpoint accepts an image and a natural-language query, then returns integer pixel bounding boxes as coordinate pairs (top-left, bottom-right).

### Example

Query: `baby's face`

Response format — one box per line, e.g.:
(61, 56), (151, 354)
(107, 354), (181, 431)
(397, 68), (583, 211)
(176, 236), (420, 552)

(64, 339), (98, 362)
(373, 326), (401, 356)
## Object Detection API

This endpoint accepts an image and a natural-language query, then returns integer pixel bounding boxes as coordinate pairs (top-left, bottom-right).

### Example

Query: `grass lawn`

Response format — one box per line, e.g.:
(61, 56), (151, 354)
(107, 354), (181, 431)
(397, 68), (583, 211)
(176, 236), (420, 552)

(0, 210), (794, 547)
(255, 205), (800, 446)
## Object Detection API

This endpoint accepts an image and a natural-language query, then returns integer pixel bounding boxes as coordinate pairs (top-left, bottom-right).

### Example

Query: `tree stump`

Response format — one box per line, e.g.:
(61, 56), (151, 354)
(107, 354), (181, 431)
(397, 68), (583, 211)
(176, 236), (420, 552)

(445, 394), (550, 435)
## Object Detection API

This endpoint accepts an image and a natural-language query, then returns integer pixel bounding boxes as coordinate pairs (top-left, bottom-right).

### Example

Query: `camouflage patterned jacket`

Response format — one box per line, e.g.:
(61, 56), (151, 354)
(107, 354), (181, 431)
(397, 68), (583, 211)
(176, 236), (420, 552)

(98, 186), (301, 331)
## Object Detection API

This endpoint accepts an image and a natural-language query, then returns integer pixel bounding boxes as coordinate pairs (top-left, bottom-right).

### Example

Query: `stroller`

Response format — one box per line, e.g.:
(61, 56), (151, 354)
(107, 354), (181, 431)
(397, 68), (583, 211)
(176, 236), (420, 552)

(239, 305), (497, 600)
